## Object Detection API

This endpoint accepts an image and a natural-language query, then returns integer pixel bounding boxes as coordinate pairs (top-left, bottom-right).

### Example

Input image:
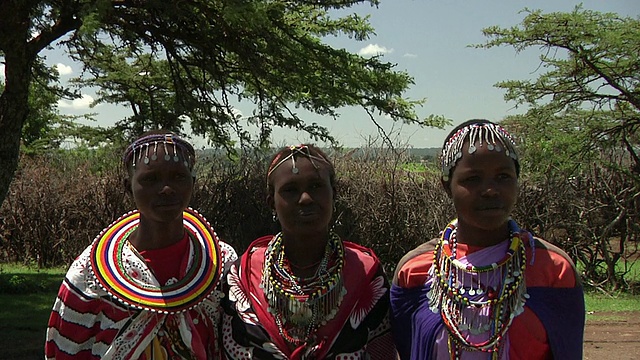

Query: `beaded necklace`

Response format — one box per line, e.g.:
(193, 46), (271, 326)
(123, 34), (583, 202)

(261, 232), (346, 346)
(427, 219), (529, 360)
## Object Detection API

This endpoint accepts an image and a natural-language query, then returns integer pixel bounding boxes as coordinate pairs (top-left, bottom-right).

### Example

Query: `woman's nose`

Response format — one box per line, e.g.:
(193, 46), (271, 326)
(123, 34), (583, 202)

(159, 184), (175, 194)
(481, 180), (499, 196)
(299, 191), (313, 204)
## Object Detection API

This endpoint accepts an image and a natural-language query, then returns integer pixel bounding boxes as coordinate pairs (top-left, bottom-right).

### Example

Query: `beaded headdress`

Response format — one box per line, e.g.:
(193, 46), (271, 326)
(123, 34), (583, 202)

(123, 133), (196, 172)
(441, 122), (519, 181)
(266, 144), (332, 186)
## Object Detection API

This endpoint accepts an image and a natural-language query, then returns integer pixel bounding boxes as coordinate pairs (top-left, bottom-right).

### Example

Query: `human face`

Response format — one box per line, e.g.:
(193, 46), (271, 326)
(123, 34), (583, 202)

(127, 147), (194, 224)
(268, 156), (334, 238)
(446, 140), (518, 237)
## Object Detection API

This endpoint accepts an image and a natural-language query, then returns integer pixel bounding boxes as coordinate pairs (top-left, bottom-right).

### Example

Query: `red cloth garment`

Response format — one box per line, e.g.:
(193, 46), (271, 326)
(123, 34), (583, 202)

(45, 225), (237, 359)
(221, 235), (397, 359)
(139, 232), (190, 286)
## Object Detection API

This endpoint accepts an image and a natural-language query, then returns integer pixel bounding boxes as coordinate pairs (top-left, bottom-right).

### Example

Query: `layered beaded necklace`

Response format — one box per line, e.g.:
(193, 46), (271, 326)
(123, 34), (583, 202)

(261, 232), (346, 346)
(427, 219), (529, 360)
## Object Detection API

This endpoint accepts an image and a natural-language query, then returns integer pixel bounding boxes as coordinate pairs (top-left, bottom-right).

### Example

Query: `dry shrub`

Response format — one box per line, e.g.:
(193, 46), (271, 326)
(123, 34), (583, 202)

(1, 147), (637, 291)
(0, 155), (127, 267)
(190, 151), (274, 252)
(332, 147), (450, 272)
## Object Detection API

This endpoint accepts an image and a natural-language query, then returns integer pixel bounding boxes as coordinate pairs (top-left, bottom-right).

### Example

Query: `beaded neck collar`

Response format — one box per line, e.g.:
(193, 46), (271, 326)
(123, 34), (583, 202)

(261, 232), (346, 345)
(89, 208), (223, 314)
(428, 218), (529, 359)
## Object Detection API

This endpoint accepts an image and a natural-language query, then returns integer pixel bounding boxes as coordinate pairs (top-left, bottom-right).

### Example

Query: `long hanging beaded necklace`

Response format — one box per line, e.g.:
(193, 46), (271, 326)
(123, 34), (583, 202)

(261, 232), (346, 346)
(427, 219), (529, 360)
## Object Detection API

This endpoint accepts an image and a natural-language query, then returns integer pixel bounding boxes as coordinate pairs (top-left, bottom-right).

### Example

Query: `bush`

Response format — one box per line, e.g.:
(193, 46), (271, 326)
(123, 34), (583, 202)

(0, 145), (638, 291)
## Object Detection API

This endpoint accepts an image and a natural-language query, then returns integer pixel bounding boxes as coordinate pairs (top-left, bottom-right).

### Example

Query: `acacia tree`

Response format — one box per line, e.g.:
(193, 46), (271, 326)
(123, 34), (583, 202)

(476, 6), (640, 289)
(0, 0), (446, 207)
(476, 6), (639, 161)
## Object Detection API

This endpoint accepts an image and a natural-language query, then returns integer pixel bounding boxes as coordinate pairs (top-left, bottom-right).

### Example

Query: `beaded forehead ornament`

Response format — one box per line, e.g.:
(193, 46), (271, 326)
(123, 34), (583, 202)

(441, 122), (519, 181)
(123, 133), (196, 172)
(266, 145), (331, 185)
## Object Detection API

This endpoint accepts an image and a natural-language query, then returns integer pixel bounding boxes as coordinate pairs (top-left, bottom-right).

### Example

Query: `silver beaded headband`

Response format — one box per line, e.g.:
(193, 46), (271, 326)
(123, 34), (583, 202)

(441, 122), (518, 181)
(266, 145), (331, 186)
(123, 133), (196, 173)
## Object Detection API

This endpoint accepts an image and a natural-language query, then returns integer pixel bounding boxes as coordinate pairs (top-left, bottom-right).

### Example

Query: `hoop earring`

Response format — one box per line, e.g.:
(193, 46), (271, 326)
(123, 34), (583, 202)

(272, 212), (278, 222)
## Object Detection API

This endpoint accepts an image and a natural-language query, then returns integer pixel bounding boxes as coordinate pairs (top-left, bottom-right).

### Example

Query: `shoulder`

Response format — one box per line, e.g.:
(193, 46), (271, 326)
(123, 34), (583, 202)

(219, 240), (238, 266)
(344, 241), (379, 259)
(343, 241), (382, 272)
(63, 244), (95, 287)
(526, 236), (582, 288)
(392, 238), (439, 287)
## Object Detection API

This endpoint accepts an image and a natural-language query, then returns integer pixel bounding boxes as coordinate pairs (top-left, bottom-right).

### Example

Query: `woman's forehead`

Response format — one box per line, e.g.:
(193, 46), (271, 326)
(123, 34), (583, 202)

(270, 156), (330, 182)
(441, 122), (518, 180)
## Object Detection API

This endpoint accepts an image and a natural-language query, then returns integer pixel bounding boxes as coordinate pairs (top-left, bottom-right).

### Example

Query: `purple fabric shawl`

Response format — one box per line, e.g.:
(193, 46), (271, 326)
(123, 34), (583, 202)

(390, 283), (585, 360)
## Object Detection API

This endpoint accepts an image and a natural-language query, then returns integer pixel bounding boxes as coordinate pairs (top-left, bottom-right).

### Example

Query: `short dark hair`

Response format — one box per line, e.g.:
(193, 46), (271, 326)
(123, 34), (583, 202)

(123, 129), (196, 175)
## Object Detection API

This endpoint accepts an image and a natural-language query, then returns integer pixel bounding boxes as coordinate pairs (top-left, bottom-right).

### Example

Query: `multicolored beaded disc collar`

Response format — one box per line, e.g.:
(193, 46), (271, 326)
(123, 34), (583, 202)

(89, 207), (222, 314)
(428, 219), (529, 359)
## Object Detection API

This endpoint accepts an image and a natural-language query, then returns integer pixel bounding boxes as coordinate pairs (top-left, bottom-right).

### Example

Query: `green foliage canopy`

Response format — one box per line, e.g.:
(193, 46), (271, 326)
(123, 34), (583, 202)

(0, 0), (448, 208)
(475, 6), (640, 177)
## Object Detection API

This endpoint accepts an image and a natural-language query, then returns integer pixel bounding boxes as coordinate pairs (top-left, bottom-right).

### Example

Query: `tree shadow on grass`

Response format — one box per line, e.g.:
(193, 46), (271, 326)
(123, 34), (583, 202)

(0, 272), (64, 360)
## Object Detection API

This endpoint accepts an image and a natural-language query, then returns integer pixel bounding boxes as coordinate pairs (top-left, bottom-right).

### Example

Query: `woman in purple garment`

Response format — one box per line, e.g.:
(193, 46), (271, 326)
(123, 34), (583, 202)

(390, 119), (585, 359)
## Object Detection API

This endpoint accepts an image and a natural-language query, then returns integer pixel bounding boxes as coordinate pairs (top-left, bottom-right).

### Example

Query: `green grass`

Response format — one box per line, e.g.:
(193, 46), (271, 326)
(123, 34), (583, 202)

(585, 291), (640, 312)
(0, 263), (66, 360)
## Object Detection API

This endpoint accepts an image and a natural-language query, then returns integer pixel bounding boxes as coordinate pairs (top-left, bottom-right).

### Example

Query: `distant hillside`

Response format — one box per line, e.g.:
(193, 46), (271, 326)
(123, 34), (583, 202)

(405, 148), (440, 159)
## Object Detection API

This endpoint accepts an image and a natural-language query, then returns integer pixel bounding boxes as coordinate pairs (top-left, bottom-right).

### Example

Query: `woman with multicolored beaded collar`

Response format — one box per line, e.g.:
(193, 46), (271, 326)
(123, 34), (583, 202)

(390, 119), (585, 360)
(220, 144), (397, 359)
(45, 130), (237, 359)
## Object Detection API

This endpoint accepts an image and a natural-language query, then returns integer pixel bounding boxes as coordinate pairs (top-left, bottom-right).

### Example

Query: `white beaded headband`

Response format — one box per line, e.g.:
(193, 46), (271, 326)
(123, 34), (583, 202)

(441, 122), (519, 181)
(123, 133), (196, 173)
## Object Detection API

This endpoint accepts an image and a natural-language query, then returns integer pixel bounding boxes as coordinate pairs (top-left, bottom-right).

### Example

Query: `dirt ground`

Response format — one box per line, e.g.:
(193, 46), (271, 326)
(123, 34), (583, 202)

(584, 311), (640, 360)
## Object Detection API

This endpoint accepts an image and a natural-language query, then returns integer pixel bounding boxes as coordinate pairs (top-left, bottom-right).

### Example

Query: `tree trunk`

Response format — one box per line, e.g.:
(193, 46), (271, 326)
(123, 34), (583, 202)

(0, 1), (34, 207)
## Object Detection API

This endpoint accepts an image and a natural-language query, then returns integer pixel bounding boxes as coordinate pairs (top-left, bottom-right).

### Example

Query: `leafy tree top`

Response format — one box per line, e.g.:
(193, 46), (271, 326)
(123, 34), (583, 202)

(474, 6), (640, 177)
(25, 0), (447, 149)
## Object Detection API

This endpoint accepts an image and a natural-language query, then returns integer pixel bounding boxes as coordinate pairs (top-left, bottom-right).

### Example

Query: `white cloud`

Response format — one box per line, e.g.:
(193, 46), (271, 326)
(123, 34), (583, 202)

(57, 94), (95, 109)
(403, 53), (418, 58)
(54, 63), (73, 76)
(358, 44), (393, 57)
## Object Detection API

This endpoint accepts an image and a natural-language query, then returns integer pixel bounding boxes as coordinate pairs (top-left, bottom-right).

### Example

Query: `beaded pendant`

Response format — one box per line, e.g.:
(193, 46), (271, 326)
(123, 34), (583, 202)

(261, 232), (346, 345)
(427, 219), (529, 359)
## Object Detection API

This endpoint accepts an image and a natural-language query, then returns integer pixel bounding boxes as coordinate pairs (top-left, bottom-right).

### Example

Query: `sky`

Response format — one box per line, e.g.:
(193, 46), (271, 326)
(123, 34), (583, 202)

(7, 0), (639, 149)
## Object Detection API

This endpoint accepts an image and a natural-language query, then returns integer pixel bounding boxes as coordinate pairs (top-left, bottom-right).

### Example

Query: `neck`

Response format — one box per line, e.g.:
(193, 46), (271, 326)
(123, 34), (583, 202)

(455, 220), (511, 247)
(281, 231), (329, 275)
(128, 217), (185, 251)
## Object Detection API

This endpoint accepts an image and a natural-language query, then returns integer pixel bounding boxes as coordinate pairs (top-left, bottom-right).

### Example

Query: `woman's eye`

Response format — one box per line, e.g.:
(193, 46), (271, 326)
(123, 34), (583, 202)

(462, 176), (480, 183)
(141, 175), (157, 183)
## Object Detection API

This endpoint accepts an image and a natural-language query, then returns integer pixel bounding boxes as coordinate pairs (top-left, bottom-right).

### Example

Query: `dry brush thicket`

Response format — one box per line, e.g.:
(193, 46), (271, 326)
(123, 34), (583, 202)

(0, 148), (638, 291)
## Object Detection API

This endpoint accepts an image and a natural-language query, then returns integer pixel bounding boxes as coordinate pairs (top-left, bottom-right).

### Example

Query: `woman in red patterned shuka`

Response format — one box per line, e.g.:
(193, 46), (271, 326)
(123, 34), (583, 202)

(46, 130), (236, 359)
(220, 144), (397, 360)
